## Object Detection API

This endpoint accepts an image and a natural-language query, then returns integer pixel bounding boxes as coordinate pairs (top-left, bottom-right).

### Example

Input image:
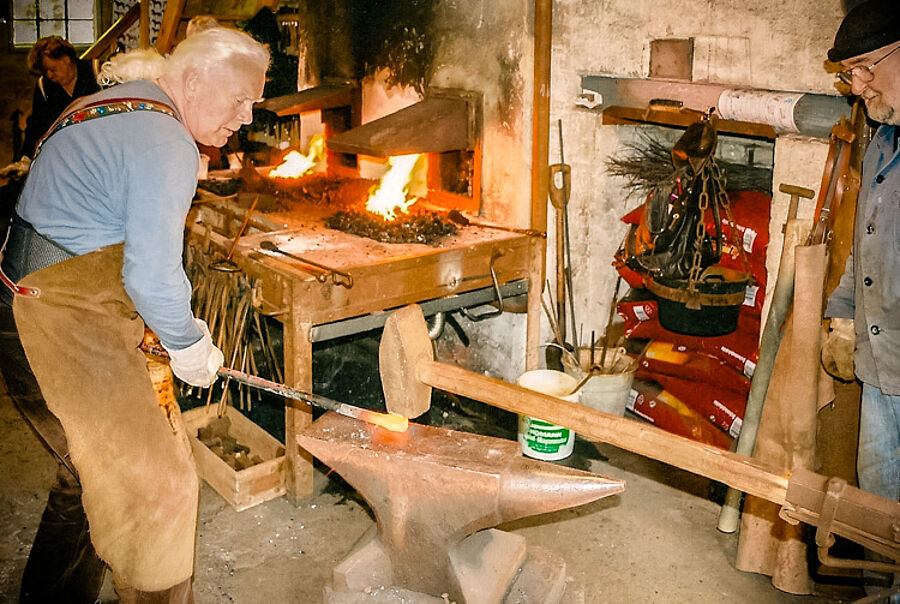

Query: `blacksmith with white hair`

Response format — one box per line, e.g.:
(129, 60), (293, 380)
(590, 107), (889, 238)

(0, 27), (268, 603)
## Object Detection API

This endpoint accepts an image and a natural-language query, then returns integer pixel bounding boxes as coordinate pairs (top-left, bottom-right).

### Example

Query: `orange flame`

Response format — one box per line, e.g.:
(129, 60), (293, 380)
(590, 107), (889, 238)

(358, 409), (409, 432)
(268, 135), (325, 179)
(365, 154), (424, 220)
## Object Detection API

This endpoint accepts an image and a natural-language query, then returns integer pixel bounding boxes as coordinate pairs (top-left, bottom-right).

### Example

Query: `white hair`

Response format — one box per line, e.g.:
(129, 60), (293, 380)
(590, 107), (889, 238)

(97, 27), (270, 87)
(97, 48), (166, 86)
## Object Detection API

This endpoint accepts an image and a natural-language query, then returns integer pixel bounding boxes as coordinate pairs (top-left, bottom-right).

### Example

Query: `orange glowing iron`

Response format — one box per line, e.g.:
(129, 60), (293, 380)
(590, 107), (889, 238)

(142, 344), (408, 432)
(215, 367), (408, 432)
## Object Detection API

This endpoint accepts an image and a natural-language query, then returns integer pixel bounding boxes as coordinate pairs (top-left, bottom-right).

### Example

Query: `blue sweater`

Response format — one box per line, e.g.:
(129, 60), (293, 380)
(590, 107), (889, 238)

(17, 80), (203, 350)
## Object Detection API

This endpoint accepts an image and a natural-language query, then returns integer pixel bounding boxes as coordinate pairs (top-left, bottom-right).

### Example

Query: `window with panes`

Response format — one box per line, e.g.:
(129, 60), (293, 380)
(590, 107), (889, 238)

(11, 0), (95, 48)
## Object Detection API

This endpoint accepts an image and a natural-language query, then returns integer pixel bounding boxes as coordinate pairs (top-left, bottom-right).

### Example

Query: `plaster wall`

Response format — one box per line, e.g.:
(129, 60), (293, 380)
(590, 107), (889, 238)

(464, 0), (849, 380)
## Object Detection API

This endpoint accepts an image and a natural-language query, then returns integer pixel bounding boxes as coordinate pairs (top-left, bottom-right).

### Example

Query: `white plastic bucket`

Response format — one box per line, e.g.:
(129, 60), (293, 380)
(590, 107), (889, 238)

(576, 371), (634, 417)
(563, 347), (635, 417)
(516, 370), (578, 461)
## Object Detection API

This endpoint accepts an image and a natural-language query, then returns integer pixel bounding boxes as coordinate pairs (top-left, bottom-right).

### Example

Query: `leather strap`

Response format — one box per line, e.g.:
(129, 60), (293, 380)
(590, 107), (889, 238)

(35, 96), (178, 156)
(0, 262), (40, 298)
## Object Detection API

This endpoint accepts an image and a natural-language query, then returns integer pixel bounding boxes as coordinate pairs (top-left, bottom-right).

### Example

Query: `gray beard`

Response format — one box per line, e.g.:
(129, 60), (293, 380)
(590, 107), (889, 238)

(865, 99), (898, 125)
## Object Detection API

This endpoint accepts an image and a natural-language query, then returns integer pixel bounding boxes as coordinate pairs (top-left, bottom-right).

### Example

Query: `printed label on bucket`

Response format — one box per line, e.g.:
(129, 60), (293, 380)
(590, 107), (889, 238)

(519, 416), (574, 460)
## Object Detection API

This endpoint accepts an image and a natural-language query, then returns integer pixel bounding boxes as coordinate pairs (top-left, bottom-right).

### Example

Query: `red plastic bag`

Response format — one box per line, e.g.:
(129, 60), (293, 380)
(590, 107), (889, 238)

(617, 298), (760, 378)
(636, 370), (745, 437)
(637, 341), (751, 395)
(628, 378), (733, 450)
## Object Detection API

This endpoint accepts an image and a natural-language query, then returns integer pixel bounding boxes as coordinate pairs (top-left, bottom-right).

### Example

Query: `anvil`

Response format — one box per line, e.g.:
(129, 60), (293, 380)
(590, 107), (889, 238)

(299, 412), (624, 603)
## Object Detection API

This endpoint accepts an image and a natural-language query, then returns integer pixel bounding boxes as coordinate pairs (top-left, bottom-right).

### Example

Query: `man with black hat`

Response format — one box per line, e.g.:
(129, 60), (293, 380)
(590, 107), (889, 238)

(823, 0), (900, 594)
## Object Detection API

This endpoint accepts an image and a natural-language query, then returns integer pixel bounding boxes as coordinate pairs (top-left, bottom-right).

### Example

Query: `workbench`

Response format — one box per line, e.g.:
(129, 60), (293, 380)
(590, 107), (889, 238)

(186, 195), (543, 501)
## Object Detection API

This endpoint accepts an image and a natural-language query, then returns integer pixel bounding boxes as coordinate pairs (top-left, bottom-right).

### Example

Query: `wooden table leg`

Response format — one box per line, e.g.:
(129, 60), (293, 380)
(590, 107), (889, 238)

(525, 240), (542, 371)
(283, 308), (314, 504)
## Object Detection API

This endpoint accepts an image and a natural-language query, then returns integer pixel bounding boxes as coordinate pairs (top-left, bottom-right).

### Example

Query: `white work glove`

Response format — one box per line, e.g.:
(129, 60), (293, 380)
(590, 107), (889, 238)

(821, 318), (855, 382)
(165, 319), (224, 387)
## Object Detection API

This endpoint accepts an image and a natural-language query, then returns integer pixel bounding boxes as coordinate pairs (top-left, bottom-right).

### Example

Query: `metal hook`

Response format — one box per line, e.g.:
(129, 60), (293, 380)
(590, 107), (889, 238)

(459, 251), (505, 322)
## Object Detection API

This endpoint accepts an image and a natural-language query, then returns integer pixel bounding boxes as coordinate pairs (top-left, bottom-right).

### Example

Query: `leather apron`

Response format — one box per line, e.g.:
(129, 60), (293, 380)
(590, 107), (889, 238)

(12, 243), (198, 592)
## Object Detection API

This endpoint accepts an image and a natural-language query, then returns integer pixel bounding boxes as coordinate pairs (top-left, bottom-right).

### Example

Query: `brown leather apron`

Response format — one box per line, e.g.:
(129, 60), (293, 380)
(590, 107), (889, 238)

(13, 243), (198, 592)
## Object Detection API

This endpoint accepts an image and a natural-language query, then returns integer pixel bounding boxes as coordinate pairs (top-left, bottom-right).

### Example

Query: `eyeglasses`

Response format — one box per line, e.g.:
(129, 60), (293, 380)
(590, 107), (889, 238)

(838, 44), (900, 86)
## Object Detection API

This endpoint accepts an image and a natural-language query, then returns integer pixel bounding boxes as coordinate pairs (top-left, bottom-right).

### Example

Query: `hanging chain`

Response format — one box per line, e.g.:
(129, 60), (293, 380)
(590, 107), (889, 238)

(710, 160), (750, 272)
(686, 167), (711, 290)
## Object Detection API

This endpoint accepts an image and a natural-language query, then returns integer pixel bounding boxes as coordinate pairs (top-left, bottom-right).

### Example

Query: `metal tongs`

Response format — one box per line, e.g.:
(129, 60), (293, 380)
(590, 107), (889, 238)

(259, 240), (354, 288)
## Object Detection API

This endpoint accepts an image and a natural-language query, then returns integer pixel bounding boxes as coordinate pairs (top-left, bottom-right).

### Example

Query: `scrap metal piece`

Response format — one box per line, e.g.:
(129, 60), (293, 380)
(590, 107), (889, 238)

(299, 412), (624, 602)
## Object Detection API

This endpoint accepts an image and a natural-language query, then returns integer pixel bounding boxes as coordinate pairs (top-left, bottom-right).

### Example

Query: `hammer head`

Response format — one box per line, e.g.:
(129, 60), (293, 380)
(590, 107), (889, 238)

(379, 304), (434, 419)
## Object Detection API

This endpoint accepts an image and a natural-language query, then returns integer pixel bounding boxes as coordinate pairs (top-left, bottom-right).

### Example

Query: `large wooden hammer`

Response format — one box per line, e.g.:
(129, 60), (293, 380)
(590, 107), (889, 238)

(379, 305), (899, 561)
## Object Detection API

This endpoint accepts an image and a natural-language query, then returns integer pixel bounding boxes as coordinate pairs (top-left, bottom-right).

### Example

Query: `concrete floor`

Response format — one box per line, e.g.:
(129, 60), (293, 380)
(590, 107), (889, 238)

(0, 378), (848, 604)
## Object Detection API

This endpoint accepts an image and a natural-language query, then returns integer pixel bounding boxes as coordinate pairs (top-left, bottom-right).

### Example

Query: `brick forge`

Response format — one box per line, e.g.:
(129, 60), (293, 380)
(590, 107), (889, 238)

(299, 412), (625, 604)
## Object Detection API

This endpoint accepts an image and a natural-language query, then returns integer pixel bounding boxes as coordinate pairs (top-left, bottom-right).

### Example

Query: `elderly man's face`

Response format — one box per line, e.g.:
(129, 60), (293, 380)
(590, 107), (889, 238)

(843, 42), (900, 125)
(183, 62), (265, 147)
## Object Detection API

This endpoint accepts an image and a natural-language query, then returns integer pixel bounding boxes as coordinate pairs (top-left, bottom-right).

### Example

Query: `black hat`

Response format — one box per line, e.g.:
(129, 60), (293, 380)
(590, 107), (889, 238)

(829, 0), (900, 62)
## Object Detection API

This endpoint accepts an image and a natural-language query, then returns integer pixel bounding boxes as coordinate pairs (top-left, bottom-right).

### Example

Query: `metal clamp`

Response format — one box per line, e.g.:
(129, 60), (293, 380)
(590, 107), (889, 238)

(812, 477), (900, 575)
(459, 251), (505, 322)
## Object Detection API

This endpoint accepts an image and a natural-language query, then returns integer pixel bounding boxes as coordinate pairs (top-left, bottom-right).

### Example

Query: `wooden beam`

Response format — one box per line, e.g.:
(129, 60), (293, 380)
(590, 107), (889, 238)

(417, 360), (790, 505)
(601, 105), (778, 139)
(139, 0), (150, 49)
(80, 3), (140, 61)
(155, 0), (187, 54)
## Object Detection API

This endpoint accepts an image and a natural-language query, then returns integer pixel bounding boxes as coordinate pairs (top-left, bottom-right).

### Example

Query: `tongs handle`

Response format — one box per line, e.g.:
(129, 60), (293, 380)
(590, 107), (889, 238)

(260, 240), (354, 288)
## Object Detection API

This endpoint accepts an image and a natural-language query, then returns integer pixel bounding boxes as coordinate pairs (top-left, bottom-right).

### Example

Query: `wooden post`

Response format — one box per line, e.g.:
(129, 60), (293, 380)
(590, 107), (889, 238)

(531, 0), (551, 237)
(282, 307), (314, 504)
(139, 0), (150, 49)
(155, 0), (187, 54)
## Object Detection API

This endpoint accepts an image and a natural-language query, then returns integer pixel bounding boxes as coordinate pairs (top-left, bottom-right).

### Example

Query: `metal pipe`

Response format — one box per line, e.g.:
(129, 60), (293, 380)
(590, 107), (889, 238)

(580, 75), (852, 139)
(426, 311), (445, 340)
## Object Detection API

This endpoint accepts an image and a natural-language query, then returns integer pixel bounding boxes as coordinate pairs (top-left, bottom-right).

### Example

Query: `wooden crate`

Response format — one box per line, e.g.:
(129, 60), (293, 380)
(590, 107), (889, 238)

(182, 406), (286, 511)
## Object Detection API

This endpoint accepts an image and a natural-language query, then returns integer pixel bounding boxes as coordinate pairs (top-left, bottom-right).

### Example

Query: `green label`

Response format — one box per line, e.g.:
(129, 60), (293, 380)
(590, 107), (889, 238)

(522, 417), (570, 453)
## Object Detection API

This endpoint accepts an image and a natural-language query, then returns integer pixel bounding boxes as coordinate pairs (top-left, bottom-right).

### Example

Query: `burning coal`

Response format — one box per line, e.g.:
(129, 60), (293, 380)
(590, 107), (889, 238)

(325, 209), (456, 245)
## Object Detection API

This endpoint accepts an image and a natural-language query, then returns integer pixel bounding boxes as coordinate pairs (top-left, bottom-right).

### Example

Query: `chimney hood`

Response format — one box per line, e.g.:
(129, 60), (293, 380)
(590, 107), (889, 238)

(258, 80), (359, 117)
(326, 89), (482, 157)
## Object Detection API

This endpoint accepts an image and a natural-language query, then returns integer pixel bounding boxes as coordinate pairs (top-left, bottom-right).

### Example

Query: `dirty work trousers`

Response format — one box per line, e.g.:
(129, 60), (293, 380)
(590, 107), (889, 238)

(7, 244), (199, 601)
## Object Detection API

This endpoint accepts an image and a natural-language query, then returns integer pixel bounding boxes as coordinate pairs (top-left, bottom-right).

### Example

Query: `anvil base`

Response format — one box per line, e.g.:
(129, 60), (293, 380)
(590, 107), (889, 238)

(324, 528), (568, 604)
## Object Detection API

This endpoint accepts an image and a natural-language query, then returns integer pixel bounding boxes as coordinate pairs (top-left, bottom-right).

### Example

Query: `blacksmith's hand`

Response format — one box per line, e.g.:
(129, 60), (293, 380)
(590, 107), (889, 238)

(166, 319), (224, 387)
(821, 317), (855, 382)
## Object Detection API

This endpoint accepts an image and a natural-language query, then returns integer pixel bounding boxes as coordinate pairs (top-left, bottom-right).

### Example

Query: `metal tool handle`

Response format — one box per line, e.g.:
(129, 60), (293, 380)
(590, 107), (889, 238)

(260, 240), (353, 288)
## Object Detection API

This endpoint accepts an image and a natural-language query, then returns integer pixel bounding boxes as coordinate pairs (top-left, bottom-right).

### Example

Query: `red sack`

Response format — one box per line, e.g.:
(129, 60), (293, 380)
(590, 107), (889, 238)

(628, 378), (733, 450)
(636, 370), (745, 437)
(637, 341), (751, 395)
(704, 190), (771, 263)
(617, 298), (760, 378)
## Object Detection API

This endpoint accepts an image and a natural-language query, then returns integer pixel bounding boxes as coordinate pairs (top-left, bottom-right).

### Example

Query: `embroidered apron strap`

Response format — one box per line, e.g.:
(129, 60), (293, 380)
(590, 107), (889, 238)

(34, 96), (179, 156)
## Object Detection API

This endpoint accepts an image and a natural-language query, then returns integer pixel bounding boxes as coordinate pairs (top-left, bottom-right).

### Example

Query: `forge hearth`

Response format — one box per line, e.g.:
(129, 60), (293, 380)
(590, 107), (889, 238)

(299, 411), (624, 603)
(186, 191), (544, 501)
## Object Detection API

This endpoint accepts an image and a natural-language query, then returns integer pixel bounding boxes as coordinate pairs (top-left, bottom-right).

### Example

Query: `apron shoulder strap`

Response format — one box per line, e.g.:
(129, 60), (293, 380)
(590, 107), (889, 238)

(35, 97), (179, 156)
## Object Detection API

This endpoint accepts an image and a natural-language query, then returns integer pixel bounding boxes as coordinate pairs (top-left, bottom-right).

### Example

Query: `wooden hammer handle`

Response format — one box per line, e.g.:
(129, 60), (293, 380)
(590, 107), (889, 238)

(417, 360), (789, 505)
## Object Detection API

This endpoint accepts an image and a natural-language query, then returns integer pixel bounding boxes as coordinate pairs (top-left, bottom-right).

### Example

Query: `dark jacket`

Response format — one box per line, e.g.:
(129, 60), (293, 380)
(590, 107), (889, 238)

(21, 58), (100, 158)
(825, 124), (900, 395)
